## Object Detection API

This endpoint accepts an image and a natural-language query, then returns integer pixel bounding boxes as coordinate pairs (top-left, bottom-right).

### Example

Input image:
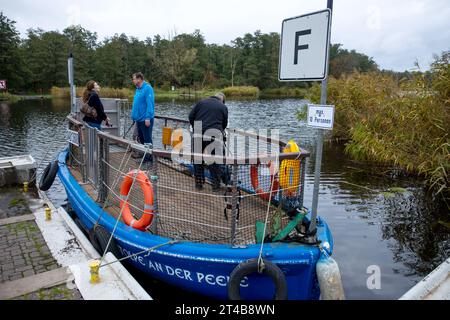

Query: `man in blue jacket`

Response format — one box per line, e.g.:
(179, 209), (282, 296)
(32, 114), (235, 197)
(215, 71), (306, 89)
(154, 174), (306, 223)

(131, 72), (155, 161)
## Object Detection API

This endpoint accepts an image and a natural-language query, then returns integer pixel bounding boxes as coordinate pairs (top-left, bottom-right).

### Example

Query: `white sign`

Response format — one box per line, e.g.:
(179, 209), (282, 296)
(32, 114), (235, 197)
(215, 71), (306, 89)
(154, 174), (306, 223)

(0, 80), (6, 90)
(66, 129), (80, 146)
(279, 9), (332, 81)
(307, 104), (334, 130)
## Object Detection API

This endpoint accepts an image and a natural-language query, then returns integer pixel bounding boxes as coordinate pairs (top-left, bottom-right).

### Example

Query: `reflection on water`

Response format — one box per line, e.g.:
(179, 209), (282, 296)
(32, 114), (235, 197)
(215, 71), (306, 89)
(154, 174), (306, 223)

(0, 98), (448, 300)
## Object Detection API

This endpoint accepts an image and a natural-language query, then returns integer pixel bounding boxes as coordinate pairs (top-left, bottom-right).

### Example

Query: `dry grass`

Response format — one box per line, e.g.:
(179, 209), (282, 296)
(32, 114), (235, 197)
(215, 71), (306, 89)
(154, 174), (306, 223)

(51, 87), (134, 99)
(306, 51), (450, 201)
(222, 86), (260, 97)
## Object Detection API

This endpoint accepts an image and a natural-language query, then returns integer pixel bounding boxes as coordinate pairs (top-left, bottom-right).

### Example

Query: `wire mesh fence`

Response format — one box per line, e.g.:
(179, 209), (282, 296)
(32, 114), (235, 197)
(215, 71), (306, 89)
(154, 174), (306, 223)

(66, 114), (309, 245)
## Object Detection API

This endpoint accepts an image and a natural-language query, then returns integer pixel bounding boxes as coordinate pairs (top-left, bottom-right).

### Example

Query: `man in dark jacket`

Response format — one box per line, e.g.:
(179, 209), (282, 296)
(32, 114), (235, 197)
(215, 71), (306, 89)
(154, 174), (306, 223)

(189, 93), (228, 191)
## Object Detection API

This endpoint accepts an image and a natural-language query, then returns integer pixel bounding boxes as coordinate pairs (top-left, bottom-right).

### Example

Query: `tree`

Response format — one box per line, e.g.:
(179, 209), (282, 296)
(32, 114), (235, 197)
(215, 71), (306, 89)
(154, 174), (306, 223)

(0, 12), (26, 91)
(22, 28), (69, 90)
(63, 25), (98, 86)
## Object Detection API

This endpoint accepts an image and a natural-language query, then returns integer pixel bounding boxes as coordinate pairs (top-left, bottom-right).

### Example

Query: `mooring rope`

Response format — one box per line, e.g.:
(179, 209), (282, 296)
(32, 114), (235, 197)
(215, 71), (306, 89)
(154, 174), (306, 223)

(257, 152), (280, 273)
(99, 240), (179, 269)
(94, 144), (132, 227)
(99, 144), (151, 266)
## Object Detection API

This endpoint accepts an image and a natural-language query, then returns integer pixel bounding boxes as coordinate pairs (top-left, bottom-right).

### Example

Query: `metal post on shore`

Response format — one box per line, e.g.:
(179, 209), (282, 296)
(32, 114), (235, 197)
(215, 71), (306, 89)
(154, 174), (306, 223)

(68, 53), (76, 115)
(308, 0), (333, 238)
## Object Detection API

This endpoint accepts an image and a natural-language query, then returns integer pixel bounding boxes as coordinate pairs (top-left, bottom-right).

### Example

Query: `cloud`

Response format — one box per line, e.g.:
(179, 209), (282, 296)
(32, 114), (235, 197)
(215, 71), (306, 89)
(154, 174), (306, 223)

(2, 0), (449, 71)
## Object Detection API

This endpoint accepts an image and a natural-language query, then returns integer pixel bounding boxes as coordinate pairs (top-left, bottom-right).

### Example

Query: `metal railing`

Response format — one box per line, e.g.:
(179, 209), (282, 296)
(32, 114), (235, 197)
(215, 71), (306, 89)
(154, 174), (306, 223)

(65, 114), (310, 245)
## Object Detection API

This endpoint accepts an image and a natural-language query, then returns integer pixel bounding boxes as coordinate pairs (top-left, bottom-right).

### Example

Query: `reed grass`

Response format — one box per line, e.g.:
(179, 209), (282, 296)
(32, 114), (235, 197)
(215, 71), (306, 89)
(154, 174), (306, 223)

(51, 86), (134, 99)
(221, 86), (260, 97)
(305, 51), (450, 201)
(0, 92), (22, 102)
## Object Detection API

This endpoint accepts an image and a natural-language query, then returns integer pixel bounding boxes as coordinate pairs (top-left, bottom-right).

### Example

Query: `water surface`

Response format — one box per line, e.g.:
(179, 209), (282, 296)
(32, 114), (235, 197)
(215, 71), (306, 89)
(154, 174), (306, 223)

(0, 98), (448, 300)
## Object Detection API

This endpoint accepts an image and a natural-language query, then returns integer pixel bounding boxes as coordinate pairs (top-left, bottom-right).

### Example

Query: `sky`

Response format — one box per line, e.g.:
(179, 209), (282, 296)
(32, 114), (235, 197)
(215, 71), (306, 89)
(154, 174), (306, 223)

(2, 0), (449, 71)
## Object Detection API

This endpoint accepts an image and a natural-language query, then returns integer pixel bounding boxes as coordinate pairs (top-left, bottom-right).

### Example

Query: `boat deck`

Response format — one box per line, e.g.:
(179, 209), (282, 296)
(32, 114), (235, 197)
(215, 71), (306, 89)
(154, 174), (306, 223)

(69, 147), (281, 245)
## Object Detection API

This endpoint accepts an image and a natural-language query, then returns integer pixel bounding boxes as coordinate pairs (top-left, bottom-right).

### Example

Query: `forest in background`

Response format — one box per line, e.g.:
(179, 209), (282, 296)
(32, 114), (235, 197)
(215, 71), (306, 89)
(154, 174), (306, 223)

(0, 11), (410, 93)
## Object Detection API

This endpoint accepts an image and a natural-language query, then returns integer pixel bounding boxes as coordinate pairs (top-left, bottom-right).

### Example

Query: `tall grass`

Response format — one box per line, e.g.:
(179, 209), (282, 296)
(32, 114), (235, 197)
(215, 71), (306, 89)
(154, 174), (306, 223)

(0, 92), (22, 102)
(222, 86), (260, 98)
(306, 51), (450, 201)
(51, 86), (134, 100)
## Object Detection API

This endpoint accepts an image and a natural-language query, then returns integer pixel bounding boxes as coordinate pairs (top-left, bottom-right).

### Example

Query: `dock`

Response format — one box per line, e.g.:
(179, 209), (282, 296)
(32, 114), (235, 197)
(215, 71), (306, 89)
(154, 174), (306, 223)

(0, 155), (151, 300)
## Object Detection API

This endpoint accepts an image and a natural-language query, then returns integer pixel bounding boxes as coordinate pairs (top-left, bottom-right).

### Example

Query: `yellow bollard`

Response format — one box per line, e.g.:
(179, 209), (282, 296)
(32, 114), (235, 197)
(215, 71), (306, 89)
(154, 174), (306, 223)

(45, 207), (52, 221)
(89, 260), (101, 284)
(23, 182), (29, 193)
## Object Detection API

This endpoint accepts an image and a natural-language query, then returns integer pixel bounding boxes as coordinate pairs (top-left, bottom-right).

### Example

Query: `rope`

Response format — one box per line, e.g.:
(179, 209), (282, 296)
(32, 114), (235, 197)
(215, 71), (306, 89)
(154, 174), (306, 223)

(31, 147), (53, 184)
(257, 152), (280, 273)
(101, 181), (232, 230)
(99, 144), (151, 266)
(99, 240), (179, 269)
(94, 144), (132, 227)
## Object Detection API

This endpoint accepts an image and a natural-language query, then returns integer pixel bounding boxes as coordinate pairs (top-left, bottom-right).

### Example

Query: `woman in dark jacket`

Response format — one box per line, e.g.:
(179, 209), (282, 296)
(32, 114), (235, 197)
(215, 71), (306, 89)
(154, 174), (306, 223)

(81, 80), (109, 130)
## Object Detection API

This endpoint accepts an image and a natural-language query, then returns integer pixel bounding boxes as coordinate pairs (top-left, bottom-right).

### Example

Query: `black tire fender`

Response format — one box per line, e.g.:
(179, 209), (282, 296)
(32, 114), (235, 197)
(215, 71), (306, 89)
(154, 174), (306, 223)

(90, 225), (122, 258)
(227, 258), (288, 300)
(39, 161), (58, 191)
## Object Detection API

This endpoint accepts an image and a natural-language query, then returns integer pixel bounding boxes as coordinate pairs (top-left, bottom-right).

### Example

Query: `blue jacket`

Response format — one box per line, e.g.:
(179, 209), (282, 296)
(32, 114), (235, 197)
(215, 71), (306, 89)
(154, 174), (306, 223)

(131, 81), (155, 122)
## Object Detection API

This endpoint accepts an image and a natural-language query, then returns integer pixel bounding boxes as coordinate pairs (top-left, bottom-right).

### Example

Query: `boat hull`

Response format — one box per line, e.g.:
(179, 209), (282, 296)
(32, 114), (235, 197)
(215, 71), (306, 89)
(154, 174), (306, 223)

(57, 150), (333, 300)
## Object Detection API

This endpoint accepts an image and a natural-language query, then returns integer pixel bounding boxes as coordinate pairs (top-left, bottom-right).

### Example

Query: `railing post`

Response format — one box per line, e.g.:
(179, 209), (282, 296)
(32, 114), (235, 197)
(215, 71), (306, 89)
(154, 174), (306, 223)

(299, 157), (307, 209)
(230, 163), (239, 245)
(79, 126), (87, 183)
(149, 155), (159, 235)
(98, 136), (109, 203)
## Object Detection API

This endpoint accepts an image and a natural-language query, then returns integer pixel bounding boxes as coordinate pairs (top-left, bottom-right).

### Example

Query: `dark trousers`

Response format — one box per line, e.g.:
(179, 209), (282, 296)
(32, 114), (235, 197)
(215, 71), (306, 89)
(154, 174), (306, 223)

(136, 119), (154, 161)
(193, 138), (226, 187)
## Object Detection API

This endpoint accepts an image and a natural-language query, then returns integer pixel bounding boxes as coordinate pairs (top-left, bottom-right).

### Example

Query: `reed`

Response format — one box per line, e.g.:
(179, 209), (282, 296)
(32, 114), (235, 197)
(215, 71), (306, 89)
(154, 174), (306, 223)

(0, 92), (22, 102)
(305, 51), (450, 201)
(221, 86), (260, 97)
(51, 86), (134, 99)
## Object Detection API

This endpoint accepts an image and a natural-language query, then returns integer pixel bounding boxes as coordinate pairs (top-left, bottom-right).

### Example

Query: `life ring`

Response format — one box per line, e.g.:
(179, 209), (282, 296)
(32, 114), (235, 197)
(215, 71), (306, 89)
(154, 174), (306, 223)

(39, 161), (58, 191)
(120, 170), (154, 231)
(250, 161), (279, 201)
(228, 258), (288, 300)
(279, 140), (301, 196)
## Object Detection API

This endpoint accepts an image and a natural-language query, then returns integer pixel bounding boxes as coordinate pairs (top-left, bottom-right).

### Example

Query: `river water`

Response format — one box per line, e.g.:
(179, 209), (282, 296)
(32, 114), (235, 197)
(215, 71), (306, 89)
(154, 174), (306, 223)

(0, 97), (448, 300)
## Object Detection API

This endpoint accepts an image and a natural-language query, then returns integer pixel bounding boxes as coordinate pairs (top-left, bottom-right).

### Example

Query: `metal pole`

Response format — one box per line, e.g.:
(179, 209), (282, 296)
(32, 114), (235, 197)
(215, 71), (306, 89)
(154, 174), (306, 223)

(68, 53), (76, 115)
(230, 163), (239, 245)
(149, 155), (159, 235)
(309, 0), (333, 235)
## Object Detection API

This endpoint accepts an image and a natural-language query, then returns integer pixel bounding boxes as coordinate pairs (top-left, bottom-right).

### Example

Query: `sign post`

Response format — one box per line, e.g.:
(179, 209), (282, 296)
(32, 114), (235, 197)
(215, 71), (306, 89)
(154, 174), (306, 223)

(68, 53), (76, 114)
(278, 0), (334, 239)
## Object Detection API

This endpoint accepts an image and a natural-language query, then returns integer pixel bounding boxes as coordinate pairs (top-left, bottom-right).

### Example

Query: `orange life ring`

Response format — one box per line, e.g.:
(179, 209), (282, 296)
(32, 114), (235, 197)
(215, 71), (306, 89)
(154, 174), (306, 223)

(119, 170), (154, 231)
(250, 162), (279, 201)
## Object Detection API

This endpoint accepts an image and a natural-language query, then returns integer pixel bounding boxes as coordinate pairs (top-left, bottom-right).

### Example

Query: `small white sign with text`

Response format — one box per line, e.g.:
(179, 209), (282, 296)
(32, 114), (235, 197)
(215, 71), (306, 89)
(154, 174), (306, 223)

(66, 129), (80, 146)
(307, 104), (335, 130)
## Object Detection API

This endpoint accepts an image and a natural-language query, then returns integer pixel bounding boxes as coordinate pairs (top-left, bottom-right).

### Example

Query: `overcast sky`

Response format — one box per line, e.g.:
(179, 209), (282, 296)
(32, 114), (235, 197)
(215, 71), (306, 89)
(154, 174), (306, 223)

(2, 0), (449, 71)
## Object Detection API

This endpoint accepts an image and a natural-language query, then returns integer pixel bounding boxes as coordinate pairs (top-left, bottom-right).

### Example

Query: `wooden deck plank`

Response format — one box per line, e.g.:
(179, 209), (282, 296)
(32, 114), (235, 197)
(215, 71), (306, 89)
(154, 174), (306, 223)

(68, 151), (278, 244)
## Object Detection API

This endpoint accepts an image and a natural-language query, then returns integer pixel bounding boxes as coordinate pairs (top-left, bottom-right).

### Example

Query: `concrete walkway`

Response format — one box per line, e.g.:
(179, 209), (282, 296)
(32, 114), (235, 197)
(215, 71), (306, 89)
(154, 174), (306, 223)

(0, 185), (151, 300)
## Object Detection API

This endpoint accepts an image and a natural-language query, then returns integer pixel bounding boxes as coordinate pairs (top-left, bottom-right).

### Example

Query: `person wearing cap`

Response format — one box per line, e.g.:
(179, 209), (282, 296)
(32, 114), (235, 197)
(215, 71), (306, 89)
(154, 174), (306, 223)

(189, 93), (229, 191)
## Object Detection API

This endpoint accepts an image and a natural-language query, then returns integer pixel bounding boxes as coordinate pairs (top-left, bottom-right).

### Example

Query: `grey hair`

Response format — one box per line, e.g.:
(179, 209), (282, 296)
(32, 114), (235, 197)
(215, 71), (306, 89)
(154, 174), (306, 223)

(215, 92), (226, 102)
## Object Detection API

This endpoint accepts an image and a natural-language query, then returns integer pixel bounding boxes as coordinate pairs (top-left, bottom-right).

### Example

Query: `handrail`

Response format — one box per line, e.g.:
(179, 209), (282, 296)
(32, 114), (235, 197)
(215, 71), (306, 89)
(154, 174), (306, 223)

(67, 115), (310, 164)
(154, 115), (288, 148)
